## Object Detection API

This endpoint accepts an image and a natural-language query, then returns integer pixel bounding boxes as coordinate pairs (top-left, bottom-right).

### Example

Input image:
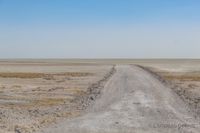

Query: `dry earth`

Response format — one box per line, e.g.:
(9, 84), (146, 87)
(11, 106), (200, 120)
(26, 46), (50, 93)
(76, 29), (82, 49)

(0, 59), (200, 133)
(0, 61), (114, 133)
(38, 65), (200, 133)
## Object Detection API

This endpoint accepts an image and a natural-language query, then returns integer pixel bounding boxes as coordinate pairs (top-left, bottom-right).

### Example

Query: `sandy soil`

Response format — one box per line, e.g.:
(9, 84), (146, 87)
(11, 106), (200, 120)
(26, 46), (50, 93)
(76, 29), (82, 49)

(0, 61), (114, 133)
(0, 59), (200, 133)
(37, 65), (200, 133)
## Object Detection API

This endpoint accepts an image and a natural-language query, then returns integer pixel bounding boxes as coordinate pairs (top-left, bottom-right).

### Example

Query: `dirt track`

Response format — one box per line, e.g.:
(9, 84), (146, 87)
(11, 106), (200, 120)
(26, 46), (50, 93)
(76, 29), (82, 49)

(38, 65), (200, 133)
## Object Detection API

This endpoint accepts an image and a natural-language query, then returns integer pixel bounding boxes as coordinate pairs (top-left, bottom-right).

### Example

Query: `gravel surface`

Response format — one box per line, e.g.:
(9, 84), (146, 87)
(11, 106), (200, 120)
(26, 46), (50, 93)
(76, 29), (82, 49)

(37, 65), (200, 133)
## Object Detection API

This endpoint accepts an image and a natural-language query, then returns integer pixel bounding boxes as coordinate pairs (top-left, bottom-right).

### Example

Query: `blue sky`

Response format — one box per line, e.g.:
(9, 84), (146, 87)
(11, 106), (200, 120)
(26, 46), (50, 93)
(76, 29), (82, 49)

(0, 0), (200, 58)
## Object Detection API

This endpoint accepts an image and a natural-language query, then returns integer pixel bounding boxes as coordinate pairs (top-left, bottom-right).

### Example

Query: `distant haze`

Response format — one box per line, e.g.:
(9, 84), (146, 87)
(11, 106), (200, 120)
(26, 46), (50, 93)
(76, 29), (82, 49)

(0, 0), (200, 58)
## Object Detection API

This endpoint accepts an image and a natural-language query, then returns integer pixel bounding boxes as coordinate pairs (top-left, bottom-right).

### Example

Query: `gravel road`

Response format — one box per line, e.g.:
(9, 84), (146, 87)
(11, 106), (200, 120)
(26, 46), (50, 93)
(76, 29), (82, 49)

(37, 65), (200, 133)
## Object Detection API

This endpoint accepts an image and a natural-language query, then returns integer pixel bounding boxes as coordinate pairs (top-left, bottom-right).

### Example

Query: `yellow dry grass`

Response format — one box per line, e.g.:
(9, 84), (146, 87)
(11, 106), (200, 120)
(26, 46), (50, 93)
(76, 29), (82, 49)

(33, 98), (66, 106)
(0, 96), (70, 109)
(157, 72), (200, 81)
(56, 72), (93, 77)
(63, 88), (86, 95)
(0, 72), (93, 79)
(163, 75), (200, 81)
(0, 72), (45, 78)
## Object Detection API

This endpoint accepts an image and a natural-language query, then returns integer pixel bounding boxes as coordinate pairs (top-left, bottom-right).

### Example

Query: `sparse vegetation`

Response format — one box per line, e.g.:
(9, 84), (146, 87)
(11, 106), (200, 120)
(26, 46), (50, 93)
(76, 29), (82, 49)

(0, 62), (112, 133)
(0, 72), (93, 79)
(33, 98), (66, 106)
(157, 72), (200, 81)
(0, 72), (45, 78)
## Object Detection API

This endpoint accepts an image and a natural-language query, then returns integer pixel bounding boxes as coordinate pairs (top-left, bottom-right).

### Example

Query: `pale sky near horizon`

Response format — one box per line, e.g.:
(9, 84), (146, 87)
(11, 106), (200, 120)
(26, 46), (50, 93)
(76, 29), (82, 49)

(0, 0), (200, 58)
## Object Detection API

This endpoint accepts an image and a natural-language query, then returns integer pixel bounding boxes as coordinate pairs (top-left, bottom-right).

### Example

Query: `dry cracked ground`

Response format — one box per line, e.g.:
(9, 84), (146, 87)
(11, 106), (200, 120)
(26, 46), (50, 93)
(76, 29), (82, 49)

(0, 59), (200, 133)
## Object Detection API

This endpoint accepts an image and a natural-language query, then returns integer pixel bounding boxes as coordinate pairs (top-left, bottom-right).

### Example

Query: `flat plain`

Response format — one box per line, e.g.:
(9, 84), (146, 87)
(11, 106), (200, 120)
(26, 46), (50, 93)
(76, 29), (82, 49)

(0, 59), (199, 133)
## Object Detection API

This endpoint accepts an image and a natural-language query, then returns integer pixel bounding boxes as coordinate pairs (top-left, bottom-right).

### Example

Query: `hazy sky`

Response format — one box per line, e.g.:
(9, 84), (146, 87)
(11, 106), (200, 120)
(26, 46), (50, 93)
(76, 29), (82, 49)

(0, 0), (200, 58)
